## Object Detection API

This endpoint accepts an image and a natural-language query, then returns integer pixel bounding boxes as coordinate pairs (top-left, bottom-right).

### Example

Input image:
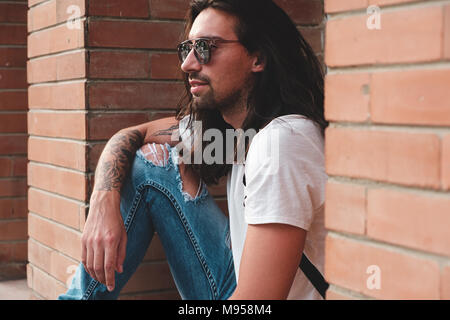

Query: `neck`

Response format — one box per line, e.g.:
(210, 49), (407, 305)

(221, 104), (247, 129)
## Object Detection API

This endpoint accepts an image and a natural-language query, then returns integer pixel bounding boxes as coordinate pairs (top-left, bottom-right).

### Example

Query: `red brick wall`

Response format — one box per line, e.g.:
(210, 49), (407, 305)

(25, 0), (325, 299)
(0, 0), (28, 281)
(324, 0), (450, 299)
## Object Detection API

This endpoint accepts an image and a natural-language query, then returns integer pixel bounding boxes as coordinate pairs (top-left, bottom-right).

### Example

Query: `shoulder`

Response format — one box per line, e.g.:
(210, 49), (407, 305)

(249, 115), (324, 157)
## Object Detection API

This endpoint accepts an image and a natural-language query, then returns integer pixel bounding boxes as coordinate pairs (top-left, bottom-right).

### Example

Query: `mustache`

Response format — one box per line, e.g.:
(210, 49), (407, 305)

(189, 73), (210, 84)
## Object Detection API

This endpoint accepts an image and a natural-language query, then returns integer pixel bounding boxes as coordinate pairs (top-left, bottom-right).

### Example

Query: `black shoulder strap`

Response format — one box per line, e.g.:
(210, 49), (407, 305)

(299, 253), (329, 299)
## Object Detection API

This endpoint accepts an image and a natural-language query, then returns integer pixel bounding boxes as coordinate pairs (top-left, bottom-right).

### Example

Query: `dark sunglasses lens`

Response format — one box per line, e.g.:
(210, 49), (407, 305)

(194, 40), (210, 64)
(179, 42), (191, 62)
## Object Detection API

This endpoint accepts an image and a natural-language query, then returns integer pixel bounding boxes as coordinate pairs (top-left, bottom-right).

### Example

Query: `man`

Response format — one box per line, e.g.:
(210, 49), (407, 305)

(59, 0), (328, 300)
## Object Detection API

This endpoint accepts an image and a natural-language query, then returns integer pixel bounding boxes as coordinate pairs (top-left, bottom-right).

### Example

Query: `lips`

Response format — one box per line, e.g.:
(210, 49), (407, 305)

(189, 80), (208, 87)
(189, 80), (209, 95)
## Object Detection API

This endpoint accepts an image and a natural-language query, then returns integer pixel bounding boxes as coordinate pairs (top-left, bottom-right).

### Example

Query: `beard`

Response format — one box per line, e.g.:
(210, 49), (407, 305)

(192, 84), (247, 115)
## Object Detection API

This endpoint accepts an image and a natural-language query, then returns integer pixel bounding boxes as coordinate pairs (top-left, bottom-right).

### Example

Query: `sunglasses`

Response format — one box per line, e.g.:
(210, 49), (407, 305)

(177, 37), (240, 65)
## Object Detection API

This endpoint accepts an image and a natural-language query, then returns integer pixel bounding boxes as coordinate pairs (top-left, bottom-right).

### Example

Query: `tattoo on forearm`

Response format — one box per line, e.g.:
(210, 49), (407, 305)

(152, 125), (179, 137)
(94, 130), (144, 192)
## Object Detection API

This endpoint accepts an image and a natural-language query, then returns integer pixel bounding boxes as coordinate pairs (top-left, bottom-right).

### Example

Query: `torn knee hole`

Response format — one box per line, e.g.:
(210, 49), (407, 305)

(140, 143), (170, 167)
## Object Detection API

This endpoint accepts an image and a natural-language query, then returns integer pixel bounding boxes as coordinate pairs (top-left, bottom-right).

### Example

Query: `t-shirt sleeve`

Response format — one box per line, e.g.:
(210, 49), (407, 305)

(243, 122), (327, 231)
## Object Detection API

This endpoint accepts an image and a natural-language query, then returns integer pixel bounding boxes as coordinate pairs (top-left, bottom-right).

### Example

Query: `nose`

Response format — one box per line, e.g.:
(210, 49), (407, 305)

(181, 48), (202, 74)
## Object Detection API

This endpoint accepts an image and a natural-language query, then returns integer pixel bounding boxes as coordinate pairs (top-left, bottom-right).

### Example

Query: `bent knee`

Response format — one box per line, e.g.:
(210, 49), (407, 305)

(139, 143), (171, 167)
(137, 143), (202, 200)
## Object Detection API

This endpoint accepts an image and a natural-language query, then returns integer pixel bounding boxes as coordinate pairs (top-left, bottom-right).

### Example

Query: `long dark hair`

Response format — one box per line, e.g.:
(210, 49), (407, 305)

(175, 0), (327, 185)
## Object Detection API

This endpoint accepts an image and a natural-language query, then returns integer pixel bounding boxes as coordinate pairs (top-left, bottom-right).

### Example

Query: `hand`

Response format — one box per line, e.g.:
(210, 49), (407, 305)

(81, 190), (127, 292)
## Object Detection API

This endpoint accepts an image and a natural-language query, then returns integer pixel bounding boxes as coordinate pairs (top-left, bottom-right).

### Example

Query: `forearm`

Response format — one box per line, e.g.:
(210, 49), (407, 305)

(93, 117), (180, 192)
(94, 129), (144, 192)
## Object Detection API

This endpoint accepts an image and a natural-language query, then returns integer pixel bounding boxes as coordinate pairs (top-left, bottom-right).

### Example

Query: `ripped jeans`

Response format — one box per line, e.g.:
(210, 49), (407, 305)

(58, 143), (236, 300)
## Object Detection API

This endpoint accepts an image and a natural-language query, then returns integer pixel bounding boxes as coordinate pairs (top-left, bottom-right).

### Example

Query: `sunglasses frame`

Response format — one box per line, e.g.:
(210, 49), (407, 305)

(177, 37), (240, 65)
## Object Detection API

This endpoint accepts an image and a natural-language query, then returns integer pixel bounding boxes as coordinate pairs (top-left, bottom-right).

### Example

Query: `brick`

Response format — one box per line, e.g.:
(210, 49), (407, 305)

(31, 265), (68, 300)
(28, 162), (87, 201)
(0, 3), (27, 23)
(325, 0), (422, 14)
(371, 68), (450, 126)
(0, 134), (27, 155)
(121, 261), (176, 294)
(0, 179), (27, 197)
(274, 0), (323, 25)
(0, 198), (27, 219)
(28, 0), (85, 32)
(368, 188), (450, 256)
(442, 264), (450, 299)
(88, 0), (149, 18)
(325, 127), (441, 189)
(443, 135), (450, 190)
(298, 26), (323, 53)
(0, 263), (26, 280)
(0, 69), (27, 89)
(0, 220), (27, 241)
(445, 5), (450, 59)
(87, 142), (105, 172)
(0, 91), (28, 110)
(0, 47), (27, 68)
(28, 239), (78, 285)
(28, 188), (81, 230)
(28, 213), (82, 261)
(325, 235), (440, 299)
(0, 242), (27, 262)
(88, 82), (184, 110)
(88, 112), (152, 140)
(28, 112), (86, 139)
(28, 81), (86, 110)
(0, 25), (26, 45)
(27, 51), (86, 84)
(0, 113), (27, 133)
(27, 263), (33, 289)
(0, 158), (12, 177)
(12, 156), (27, 177)
(28, 22), (85, 58)
(326, 6), (443, 66)
(88, 51), (151, 79)
(325, 0), (367, 13)
(28, 136), (86, 171)
(149, 0), (189, 20)
(325, 181), (366, 235)
(87, 20), (184, 49)
(29, 0), (49, 8)
(150, 53), (182, 80)
(325, 73), (370, 122)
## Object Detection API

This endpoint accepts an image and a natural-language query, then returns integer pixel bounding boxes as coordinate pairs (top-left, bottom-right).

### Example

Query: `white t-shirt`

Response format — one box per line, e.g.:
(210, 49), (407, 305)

(178, 114), (328, 300)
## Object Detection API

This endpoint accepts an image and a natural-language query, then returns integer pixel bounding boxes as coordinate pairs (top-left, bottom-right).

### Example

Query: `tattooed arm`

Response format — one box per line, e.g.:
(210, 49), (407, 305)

(82, 116), (179, 291)
(94, 116), (180, 192)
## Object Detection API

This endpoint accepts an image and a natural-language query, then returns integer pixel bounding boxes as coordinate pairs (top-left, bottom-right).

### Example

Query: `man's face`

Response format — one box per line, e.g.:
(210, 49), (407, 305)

(181, 8), (259, 114)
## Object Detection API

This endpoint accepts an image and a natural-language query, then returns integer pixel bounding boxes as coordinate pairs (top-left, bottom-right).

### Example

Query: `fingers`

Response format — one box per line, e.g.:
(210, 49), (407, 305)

(93, 245), (106, 285)
(104, 245), (117, 292)
(116, 232), (127, 274)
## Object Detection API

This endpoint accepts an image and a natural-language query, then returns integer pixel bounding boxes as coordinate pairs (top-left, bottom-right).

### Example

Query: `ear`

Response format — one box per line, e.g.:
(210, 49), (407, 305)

(251, 53), (265, 73)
